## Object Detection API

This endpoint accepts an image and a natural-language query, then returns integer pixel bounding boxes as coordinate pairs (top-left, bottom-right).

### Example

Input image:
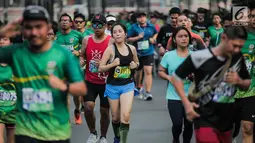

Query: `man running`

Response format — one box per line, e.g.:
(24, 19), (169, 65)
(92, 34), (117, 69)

(157, 7), (180, 56)
(80, 14), (114, 143)
(172, 26), (250, 143)
(0, 5), (87, 143)
(127, 12), (158, 100)
(166, 14), (206, 51)
(208, 13), (224, 48)
(55, 13), (84, 124)
(74, 13), (91, 38)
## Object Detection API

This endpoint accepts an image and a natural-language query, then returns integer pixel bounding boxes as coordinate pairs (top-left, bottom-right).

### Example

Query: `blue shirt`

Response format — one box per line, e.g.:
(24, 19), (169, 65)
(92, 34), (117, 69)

(127, 22), (157, 56)
(160, 50), (191, 100)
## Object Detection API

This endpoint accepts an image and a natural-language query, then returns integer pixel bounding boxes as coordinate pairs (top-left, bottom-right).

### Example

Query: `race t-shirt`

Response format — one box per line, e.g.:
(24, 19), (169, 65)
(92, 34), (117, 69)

(156, 24), (176, 49)
(193, 22), (208, 40)
(174, 48), (250, 131)
(81, 28), (94, 38)
(0, 64), (16, 124)
(160, 50), (192, 100)
(235, 32), (255, 98)
(0, 41), (84, 141)
(55, 30), (83, 53)
(208, 26), (224, 48)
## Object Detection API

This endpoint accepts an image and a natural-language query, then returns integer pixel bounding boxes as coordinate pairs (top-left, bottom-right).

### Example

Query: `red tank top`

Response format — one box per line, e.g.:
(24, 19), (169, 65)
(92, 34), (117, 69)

(85, 35), (111, 84)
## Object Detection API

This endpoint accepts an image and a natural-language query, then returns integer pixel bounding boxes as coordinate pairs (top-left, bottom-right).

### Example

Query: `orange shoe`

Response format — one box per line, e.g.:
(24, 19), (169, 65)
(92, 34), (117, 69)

(74, 109), (82, 124)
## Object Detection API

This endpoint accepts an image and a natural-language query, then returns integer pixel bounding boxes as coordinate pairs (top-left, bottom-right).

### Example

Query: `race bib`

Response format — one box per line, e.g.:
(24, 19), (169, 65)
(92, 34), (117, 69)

(114, 66), (131, 79)
(212, 82), (235, 103)
(0, 90), (16, 106)
(137, 40), (149, 50)
(22, 88), (54, 112)
(89, 60), (98, 73)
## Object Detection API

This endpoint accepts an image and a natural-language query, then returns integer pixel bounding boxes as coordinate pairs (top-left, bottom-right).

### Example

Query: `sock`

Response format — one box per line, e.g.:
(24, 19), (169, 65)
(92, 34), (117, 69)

(120, 123), (129, 143)
(146, 91), (151, 94)
(112, 122), (120, 139)
(91, 131), (97, 136)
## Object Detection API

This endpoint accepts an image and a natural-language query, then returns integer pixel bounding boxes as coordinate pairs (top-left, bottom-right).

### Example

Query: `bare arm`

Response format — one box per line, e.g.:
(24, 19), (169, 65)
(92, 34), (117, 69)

(127, 36), (142, 43)
(237, 79), (251, 90)
(98, 45), (119, 72)
(158, 66), (172, 82)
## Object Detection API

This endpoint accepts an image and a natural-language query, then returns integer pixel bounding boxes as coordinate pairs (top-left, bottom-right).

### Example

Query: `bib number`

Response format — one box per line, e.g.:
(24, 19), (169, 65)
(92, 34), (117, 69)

(0, 90), (16, 106)
(114, 66), (131, 79)
(89, 60), (98, 73)
(22, 88), (54, 112)
(137, 40), (149, 50)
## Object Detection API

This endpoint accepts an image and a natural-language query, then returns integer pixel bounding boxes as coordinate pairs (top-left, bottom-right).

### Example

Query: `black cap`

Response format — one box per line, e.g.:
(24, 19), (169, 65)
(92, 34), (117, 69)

(23, 5), (50, 22)
(92, 14), (107, 24)
(138, 12), (147, 17)
(74, 13), (85, 21)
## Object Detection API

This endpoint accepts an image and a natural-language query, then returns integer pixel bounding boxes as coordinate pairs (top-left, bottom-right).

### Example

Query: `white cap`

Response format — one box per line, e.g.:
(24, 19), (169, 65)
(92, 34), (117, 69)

(106, 15), (116, 22)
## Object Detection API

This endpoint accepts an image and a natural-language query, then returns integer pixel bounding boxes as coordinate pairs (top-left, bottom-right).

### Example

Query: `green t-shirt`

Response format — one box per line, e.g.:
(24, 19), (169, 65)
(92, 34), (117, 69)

(0, 41), (84, 141)
(0, 64), (16, 124)
(55, 30), (83, 52)
(208, 26), (224, 47)
(235, 32), (255, 98)
(83, 28), (94, 37)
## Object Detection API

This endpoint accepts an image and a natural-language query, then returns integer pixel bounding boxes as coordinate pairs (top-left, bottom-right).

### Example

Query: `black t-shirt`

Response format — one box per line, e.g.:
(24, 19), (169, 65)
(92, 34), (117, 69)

(156, 24), (176, 49)
(174, 48), (250, 131)
(193, 22), (208, 41)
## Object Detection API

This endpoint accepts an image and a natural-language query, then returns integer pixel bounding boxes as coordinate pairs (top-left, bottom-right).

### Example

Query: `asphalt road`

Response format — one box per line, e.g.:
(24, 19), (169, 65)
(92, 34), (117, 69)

(70, 76), (242, 143)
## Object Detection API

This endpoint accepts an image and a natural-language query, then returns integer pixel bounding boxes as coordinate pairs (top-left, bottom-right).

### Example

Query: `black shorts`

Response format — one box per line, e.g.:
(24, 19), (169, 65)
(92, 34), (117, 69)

(15, 135), (69, 143)
(234, 96), (255, 122)
(83, 81), (109, 108)
(137, 55), (154, 70)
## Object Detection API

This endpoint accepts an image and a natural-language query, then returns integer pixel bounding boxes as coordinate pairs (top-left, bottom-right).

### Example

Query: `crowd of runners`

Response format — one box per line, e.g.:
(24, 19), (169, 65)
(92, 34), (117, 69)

(0, 2), (254, 143)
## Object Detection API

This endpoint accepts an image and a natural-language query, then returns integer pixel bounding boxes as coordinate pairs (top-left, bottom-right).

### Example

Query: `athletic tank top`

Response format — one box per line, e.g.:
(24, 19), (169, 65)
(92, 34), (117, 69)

(85, 35), (111, 84)
(106, 43), (134, 85)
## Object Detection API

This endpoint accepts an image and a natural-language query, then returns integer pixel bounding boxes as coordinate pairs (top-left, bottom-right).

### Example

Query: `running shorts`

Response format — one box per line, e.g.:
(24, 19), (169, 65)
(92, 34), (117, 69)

(137, 55), (154, 70)
(15, 135), (70, 143)
(195, 127), (232, 143)
(234, 96), (255, 122)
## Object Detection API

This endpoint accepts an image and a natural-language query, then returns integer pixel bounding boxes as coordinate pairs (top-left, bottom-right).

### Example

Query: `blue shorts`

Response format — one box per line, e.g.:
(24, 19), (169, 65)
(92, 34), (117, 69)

(104, 82), (139, 100)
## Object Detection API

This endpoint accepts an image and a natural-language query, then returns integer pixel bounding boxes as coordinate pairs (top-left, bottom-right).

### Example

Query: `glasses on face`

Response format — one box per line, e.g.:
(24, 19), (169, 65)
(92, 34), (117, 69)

(75, 20), (84, 24)
(92, 23), (104, 29)
(61, 19), (71, 23)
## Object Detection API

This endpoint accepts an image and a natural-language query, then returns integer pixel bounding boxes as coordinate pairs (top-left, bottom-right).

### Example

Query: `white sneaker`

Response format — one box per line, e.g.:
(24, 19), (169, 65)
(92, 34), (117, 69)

(99, 137), (108, 143)
(232, 138), (236, 143)
(136, 88), (144, 99)
(144, 93), (153, 101)
(86, 133), (98, 143)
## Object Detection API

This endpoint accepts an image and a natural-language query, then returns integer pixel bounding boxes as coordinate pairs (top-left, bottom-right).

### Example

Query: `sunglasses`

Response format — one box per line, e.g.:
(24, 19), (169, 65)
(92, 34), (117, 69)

(75, 20), (84, 24)
(92, 23), (104, 29)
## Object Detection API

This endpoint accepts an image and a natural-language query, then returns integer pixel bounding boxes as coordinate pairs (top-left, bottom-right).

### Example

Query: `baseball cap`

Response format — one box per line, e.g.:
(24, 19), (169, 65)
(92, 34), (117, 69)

(106, 15), (116, 22)
(23, 5), (50, 22)
(92, 14), (107, 24)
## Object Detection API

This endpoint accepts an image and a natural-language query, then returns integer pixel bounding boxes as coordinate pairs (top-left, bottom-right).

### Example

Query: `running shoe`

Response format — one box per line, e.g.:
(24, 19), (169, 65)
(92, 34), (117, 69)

(99, 137), (108, 143)
(81, 105), (85, 113)
(74, 109), (82, 124)
(232, 138), (236, 143)
(86, 133), (98, 143)
(136, 88), (144, 99)
(144, 92), (153, 101)
(113, 137), (120, 143)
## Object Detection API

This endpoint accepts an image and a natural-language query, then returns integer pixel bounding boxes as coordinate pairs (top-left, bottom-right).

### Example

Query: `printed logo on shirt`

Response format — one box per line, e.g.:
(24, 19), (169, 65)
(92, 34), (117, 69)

(114, 66), (131, 79)
(46, 61), (57, 74)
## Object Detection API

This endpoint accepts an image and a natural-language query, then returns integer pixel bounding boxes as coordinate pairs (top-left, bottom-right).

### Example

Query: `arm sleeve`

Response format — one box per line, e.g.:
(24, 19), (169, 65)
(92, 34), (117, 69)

(0, 45), (15, 64)
(173, 55), (196, 80)
(160, 53), (169, 69)
(64, 50), (84, 83)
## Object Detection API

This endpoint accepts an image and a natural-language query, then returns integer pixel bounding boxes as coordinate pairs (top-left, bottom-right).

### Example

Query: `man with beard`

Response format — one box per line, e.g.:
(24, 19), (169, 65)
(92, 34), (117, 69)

(0, 5), (87, 143)
(157, 7), (180, 56)
(80, 14), (114, 143)
(55, 13), (84, 125)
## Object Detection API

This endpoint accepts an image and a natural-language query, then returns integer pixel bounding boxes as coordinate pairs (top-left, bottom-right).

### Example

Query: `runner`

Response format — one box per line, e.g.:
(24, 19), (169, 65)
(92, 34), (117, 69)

(0, 5), (87, 143)
(55, 13), (84, 125)
(99, 23), (139, 143)
(166, 14), (206, 51)
(193, 7), (209, 42)
(233, 7), (255, 143)
(74, 13), (91, 37)
(208, 13), (224, 48)
(80, 14), (114, 143)
(105, 15), (116, 36)
(172, 26), (250, 143)
(157, 7), (181, 56)
(158, 26), (193, 143)
(0, 35), (16, 143)
(127, 12), (158, 101)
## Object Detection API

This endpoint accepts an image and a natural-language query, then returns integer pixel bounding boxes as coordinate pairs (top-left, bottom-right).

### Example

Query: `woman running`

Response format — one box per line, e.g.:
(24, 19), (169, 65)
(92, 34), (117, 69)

(99, 23), (139, 143)
(0, 35), (16, 143)
(158, 26), (193, 143)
